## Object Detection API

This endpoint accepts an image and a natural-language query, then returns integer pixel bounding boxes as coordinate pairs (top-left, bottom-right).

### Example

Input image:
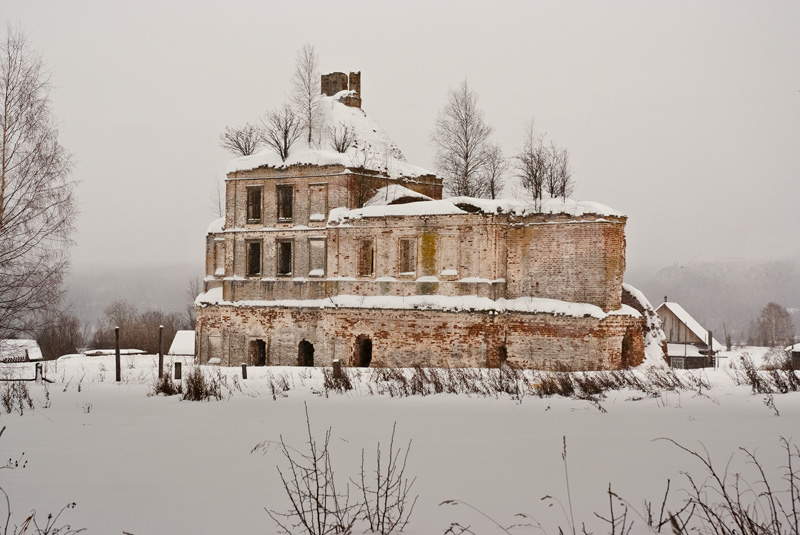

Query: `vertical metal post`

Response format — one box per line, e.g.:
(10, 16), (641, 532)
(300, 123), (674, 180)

(158, 325), (164, 379)
(115, 326), (121, 382)
(241, 363), (247, 380)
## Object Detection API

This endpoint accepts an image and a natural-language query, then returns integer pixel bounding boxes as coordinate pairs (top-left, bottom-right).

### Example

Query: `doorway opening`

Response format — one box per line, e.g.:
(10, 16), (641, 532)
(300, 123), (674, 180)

(355, 335), (372, 367)
(298, 340), (314, 367)
(250, 339), (267, 366)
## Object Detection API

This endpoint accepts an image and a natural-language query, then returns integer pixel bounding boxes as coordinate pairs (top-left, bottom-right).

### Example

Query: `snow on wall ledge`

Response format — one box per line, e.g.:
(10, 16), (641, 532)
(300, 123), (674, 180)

(195, 286), (640, 320)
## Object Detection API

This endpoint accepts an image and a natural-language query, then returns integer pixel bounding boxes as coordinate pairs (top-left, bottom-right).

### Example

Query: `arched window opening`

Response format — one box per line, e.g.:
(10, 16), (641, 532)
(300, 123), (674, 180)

(355, 335), (372, 367)
(298, 340), (314, 367)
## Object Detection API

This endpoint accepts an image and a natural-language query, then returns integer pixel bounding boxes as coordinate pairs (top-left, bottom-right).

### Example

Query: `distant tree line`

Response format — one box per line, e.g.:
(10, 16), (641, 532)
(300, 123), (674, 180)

(32, 274), (200, 360)
(748, 302), (795, 348)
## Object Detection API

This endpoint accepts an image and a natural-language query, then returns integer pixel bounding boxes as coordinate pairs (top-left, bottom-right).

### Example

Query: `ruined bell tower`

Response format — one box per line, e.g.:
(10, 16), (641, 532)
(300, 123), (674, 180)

(320, 71), (361, 108)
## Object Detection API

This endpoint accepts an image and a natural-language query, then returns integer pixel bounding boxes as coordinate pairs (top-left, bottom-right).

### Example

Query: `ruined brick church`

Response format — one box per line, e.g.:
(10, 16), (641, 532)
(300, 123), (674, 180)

(195, 72), (651, 370)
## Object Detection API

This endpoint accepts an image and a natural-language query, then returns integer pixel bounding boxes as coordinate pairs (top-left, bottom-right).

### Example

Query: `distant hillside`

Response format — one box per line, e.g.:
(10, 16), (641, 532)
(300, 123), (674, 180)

(65, 263), (202, 329)
(626, 259), (800, 344)
(64, 259), (799, 345)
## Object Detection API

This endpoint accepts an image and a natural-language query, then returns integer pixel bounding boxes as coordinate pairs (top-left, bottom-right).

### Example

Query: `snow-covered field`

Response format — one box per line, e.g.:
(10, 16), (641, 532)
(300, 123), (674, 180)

(0, 348), (797, 534)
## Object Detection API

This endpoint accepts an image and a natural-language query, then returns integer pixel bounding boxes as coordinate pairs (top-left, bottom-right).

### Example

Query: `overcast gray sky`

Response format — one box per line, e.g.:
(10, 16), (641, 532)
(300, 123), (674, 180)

(5, 1), (800, 274)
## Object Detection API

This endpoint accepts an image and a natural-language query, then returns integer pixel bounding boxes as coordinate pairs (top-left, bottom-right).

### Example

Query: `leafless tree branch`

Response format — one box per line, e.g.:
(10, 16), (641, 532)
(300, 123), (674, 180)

(431, 79), (494, 198)
(291, 44), (322, 147)
(218, 122), (262, 156)
(261, 105), (303, 162)
(0, 24), (77, 338)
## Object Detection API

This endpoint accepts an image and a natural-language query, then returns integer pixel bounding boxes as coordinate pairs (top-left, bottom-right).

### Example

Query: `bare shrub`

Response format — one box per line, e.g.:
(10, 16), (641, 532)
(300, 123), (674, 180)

(327, 122), (355, 153)
(658, 437), (800, 534)
(182, 366), (222, 401)
(739, 354), (773, 394)
(267, 372), (291, 401)
(0, 382), (33, 415)
(322, 366), (353, 394)
(150, 369), (181, 397)
(256, 404), (359, 535)
(355, 423), (417, 534)
(445, 436), (800, 535)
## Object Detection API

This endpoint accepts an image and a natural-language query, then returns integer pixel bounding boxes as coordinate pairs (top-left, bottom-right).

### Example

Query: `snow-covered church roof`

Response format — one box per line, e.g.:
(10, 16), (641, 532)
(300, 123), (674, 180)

(226, 92), (434, 180)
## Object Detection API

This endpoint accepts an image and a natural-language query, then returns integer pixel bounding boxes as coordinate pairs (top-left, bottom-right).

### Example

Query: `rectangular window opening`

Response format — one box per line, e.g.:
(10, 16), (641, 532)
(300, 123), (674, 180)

(399, 239), (416, 274)
(359, 239), (375, 276)
(246, 187), (262, 223)
(246, 240), (261, 276)
(277, 185), (293, 222)
(214, 242), (225, 276)
(277, 240), (293, 276)
(309, 238), (326, 277)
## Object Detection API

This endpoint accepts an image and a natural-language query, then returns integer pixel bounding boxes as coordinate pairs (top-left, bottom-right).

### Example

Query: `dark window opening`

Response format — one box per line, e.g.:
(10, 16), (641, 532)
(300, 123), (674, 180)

(359, 240), (374, 276)
(246, 187), (262, 223)
(249, 339), (267, 366)
(277, 240), (293, 276)
(299, 340), (314, 367)
(246, 241), (261, 276)
(356, 335), (372, 367)
(621, 331), (634, 368)
(498, 346), (508, 367)
(277, 185), (293, 221)
(399, 239), (415, 273)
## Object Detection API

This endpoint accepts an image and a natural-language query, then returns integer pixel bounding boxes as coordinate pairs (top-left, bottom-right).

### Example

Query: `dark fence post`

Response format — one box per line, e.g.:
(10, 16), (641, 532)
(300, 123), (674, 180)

(115, 326), (121, 382)
(241, 363), (247, 380)
(332, 359), (342, 380)
(174, 361), (182, 380)
(158, 325), (164, 379)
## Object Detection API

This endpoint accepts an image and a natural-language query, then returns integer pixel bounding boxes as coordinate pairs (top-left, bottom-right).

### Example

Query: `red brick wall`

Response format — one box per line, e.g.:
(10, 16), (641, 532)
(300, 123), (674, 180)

(196, 305), (644, 370)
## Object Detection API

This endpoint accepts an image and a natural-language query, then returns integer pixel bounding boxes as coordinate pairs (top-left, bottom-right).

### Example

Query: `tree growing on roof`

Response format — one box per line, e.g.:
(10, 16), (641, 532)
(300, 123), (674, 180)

(218, 122), (262, 156)
(515, 120), (575, 207)
(261, 104), (303, 162)
(545, 141), (574, 201)
(327, 121), (355, 153)
(431, 79), (494, 198)
(514, 119), (548, 210)
(0, 25), (77, 339)
(290, 44), (322, 147)
(484, 143), (507, 200)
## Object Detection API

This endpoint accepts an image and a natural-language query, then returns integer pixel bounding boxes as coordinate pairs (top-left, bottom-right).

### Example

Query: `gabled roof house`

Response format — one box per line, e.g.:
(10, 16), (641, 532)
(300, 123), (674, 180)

(655, 301), (721, 368)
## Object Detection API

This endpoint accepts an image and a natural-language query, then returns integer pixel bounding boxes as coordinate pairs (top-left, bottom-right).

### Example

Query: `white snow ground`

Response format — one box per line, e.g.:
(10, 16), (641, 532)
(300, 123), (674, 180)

(0, 348), (797, 534)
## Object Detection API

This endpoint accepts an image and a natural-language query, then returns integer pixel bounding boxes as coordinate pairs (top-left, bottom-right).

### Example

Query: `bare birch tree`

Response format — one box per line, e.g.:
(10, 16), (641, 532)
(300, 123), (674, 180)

(291, 44), (322, 146)
(208, 174), (225, 219)
(545, 141), (574, 201)
(514, 119), (548, 210)
(261, 104), (303, 161)
(1, 25), (76, 338)
(484, 143), (507, 200)
(219, 122), (262, 156)
(431, 79), (493, 198)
